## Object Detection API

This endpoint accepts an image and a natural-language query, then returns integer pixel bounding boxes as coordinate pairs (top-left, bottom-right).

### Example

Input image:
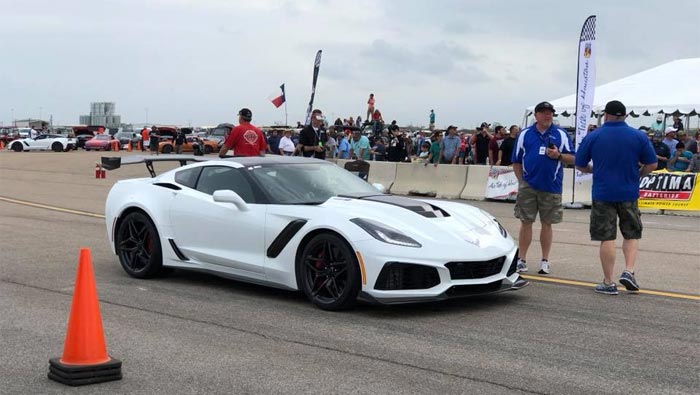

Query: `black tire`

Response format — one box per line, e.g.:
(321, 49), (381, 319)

(85, 148), (90, 151)
(162, 145), (173, 154)
(115, 211), (163, 279)
(297, 233), (360, 310)
(52, 142), (63, 152)
(12, 142), (23, 152)
(204, 145), (213, 154)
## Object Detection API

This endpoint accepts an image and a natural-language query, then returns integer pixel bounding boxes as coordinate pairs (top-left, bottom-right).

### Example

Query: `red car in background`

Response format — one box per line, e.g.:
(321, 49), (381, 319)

(0, 127), (20, 146)
(84, 134), (115, 151)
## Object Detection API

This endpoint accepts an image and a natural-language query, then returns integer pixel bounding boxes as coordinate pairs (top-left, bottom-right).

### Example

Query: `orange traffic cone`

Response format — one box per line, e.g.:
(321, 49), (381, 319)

(0, 140), (4, 150)
(48, 248), (122, 386)
(127, 141), (132, 152)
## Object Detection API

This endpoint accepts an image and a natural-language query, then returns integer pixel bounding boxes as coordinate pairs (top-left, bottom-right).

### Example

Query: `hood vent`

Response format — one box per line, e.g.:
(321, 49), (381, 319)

(355, 195), (449, 218)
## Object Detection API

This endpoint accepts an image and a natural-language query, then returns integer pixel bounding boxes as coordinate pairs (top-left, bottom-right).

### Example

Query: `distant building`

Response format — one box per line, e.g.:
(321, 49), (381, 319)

(79, 102), (121, 128)
(14, 119), (48, 129)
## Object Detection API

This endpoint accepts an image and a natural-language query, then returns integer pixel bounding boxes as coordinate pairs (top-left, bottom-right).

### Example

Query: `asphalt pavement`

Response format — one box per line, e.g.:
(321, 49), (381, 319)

(1, 150), (698, 394)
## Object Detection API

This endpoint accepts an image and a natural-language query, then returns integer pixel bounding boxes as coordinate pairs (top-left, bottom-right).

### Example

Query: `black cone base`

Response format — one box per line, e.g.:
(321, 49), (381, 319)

(48, 357), (122, 386)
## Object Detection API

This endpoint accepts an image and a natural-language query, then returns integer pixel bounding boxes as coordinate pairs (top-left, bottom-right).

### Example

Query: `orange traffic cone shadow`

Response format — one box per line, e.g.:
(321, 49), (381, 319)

(48, 248), (122, 386)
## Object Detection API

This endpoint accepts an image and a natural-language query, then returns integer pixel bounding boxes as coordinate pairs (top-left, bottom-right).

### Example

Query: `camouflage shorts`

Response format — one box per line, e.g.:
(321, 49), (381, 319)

(590, 200), (642, 241)
(514, 181), (563, 224)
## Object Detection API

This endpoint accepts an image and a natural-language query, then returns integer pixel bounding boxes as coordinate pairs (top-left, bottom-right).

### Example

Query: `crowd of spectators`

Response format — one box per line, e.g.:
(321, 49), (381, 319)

(255, 100), (700, 173)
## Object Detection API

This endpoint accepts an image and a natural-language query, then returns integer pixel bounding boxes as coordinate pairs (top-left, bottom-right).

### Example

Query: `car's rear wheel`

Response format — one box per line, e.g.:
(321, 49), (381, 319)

(162, 145), (173, 154)
(12, 142), (23, 152)
(115, 211), (163, 279)
(52, 142), (63, 152)
(204, 145), (213, 154)
(298, 233), (360, 310)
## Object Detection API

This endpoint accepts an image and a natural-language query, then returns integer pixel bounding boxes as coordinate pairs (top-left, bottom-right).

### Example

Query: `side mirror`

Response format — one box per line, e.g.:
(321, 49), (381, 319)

(212, 190), (250, 211)
(372, 183), (387, 193)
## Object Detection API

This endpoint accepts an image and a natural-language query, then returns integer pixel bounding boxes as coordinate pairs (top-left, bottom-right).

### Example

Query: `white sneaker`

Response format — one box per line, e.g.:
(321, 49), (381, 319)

(538, 260), (550, 275)
(516, 259), (528, 273)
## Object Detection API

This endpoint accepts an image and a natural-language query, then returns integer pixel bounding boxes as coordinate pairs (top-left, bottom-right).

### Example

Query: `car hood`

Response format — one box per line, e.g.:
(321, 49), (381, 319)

(320, 195), (511, 251)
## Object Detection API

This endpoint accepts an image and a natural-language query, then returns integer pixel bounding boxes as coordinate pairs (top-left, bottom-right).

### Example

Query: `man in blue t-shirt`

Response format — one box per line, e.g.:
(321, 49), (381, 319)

(511, 101), (575, 275)
(575, 100), (657, 296)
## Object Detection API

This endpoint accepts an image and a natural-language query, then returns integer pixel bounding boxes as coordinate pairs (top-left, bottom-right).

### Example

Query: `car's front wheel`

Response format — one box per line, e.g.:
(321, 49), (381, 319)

(298, 233), (360, 310)
(115, 211), (163, 279)
(162, 145), (173, 154)
(52, 142), (63, 152)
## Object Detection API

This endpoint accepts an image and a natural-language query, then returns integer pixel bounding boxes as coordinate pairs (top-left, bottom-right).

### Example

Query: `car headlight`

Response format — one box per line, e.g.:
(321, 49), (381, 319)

(350, 218), (422, 248)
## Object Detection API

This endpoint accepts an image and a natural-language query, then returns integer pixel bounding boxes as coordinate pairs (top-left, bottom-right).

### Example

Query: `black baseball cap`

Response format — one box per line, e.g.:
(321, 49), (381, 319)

(447, 125), (457, 131)
(534, 101), (555, 113)
(238, 108), (253, 120)
(480, 122), (490, 128)
(604, 100), (626, 116)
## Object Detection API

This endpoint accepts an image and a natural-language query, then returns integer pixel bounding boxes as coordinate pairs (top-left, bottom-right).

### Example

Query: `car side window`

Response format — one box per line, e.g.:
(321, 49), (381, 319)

(174, 167), (202, 189)
(196, 166), (256, 203)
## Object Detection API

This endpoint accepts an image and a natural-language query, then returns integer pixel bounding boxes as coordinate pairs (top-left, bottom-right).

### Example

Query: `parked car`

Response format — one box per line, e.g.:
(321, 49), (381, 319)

(0, 127), (20, 146)
(75, 133), (94, 149)
(205, 123), (233, 149)
(114, 130), (141, 149)
(7, 134), (72, 152)
(84, 134), (115, 151)
(158, 135), (218, 154)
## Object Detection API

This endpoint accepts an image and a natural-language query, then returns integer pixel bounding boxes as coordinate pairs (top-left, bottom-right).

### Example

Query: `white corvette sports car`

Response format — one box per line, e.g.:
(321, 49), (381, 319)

(7, 134), (74, 152)
(104, 155), (528, 310)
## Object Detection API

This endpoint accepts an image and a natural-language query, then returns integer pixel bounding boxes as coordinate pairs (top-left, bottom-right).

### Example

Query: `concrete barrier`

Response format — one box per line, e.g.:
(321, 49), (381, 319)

(562, 168), (593, 206)
(390, 163), (468, 199)
(459, 165), (491, 200)
(366, 161), (397, 191)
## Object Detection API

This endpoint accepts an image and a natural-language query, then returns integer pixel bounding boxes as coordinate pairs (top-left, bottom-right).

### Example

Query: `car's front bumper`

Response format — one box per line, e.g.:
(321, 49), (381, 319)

(354, 239), (523, 304)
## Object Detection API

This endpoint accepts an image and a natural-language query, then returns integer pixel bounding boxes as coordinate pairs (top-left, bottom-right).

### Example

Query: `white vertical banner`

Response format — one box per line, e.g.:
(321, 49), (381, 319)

(574, 15), (596, 183)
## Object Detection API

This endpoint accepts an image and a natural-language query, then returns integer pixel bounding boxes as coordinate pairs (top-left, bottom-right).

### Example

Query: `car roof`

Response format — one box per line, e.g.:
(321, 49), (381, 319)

(224, 155), (326, 167)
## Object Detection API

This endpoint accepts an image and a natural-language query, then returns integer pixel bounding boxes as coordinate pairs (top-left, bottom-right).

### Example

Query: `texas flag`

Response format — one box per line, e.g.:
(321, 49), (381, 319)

(270, 84), (286, 108)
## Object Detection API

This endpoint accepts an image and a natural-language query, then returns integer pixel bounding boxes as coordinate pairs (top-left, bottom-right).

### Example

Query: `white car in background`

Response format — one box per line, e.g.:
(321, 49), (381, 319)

(7, 134), (73, 152)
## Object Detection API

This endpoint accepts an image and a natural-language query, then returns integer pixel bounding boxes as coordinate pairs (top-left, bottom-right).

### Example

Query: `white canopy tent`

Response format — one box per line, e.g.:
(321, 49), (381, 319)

(526, 58), (700, 118)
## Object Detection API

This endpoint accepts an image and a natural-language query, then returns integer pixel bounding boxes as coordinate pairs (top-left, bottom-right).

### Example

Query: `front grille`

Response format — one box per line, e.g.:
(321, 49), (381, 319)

(445, 280), (503, 297)
(445, 256), (506, 280)
(374, 262), (440, 290)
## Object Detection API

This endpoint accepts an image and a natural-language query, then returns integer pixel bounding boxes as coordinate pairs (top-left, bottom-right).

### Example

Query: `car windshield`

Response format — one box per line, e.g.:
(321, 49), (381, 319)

(248, 163), (380, 204)
(95, 135), (110, 140)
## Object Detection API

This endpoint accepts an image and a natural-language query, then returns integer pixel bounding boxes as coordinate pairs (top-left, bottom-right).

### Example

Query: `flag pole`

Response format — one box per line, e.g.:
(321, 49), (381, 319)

(284, 99), (288, 126)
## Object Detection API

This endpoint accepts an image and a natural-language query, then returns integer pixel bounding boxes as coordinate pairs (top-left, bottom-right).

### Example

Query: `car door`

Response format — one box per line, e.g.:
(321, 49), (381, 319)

(169, 165), (267, 279)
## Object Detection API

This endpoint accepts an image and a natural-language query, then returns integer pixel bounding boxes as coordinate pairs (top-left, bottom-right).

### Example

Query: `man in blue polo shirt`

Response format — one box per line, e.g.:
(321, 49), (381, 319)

(511, 101), (575, 275)
(576, 100), (657, 295)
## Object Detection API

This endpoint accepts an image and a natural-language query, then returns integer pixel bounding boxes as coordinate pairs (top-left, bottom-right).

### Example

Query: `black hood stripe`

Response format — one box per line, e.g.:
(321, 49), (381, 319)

(356, 195), (448, 218)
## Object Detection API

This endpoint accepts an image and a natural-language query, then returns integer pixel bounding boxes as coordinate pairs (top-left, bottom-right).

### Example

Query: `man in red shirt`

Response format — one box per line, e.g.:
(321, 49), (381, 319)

(219, 108), (267, 157)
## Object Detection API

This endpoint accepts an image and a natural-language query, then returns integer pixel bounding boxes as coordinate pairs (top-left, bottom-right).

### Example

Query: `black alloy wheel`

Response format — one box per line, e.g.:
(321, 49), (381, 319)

(299, 233), (360, 310)
(115, 211), (163, 278)
(162, 145), (173, 154)
(52, 142), (63, 152)
(12, 142), (23, 152)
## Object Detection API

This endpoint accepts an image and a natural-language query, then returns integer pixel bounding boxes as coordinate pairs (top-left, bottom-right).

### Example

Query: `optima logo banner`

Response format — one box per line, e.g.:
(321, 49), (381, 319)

(639, 172), (700, 211)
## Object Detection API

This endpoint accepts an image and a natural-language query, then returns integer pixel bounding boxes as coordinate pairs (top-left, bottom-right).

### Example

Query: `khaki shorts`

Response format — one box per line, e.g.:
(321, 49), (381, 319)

(514, 181), (563, 224)
(590, 200), (642, 241)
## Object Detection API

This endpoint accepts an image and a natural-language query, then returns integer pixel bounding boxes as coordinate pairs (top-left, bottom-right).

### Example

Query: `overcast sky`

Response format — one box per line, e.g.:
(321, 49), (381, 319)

(2, 0), (698, 129)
